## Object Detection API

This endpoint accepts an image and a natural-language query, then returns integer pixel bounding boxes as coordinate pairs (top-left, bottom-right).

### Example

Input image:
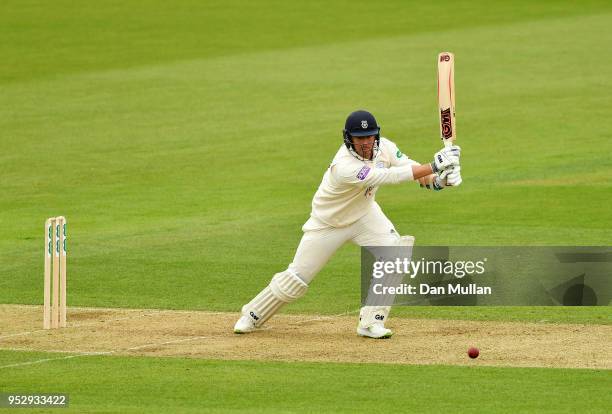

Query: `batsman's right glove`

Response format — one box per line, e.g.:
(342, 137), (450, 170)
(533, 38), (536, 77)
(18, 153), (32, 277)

(445, 165), (462, 186)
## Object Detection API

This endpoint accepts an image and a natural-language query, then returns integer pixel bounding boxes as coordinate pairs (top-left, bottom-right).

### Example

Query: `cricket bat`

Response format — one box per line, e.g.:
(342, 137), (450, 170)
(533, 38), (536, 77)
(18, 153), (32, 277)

(437, 52), (456, 147)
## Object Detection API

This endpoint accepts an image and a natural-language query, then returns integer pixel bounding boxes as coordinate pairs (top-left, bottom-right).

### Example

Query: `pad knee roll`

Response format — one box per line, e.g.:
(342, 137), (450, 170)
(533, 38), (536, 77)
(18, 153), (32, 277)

(269, 271), (308, 302)
(242, 270), (308, 327)
(399, 235), (415, 247)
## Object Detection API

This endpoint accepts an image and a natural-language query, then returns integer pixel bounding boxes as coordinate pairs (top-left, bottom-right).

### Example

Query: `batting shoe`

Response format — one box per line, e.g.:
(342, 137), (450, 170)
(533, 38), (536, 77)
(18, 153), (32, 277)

(357, 323), (393, 339)
(233, 315), (257, 334)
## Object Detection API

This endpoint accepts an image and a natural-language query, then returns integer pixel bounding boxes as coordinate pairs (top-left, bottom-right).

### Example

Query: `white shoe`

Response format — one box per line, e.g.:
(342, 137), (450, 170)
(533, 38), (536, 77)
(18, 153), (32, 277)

(357, 323), (393, 339)
(234, 315), (257, 334)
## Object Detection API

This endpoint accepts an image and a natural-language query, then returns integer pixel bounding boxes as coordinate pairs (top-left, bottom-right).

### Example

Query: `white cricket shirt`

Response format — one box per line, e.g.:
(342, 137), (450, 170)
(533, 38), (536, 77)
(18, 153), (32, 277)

(310, 137), (418, 227)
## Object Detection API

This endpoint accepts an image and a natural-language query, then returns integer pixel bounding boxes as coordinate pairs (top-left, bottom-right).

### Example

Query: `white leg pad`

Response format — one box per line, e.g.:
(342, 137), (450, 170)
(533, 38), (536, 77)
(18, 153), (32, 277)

(242, 270), (308, 327)
(360, 235), (415, 329)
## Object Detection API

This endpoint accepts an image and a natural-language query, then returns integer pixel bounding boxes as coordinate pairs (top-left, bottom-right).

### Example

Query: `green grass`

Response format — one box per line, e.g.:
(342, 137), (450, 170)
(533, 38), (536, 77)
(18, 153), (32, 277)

(1, 1), (610, 84)
(1, 1), (611, 316)
(0, 2), (611, 412)
(0, 350), (610, 413)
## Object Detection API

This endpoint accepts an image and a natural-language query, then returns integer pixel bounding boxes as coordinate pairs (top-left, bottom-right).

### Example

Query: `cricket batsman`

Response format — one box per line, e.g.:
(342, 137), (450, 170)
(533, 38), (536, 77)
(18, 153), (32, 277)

(234, 110), (462, 338)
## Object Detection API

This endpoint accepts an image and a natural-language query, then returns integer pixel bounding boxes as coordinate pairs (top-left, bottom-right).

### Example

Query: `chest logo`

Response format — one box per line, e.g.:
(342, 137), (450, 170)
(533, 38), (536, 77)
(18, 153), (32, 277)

(356, 166), (371, 180)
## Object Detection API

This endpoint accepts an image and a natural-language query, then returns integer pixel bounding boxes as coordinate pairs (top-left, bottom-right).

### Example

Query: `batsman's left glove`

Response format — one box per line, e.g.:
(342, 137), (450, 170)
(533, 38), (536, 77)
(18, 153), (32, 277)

(431, 145), (461, 173)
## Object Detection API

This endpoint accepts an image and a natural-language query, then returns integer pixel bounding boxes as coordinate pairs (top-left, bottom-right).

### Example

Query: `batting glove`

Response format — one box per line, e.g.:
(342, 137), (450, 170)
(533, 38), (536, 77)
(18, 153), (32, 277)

(421, 175), (446, 191)
(431, 145), (461, 173)
(445, 165), (462, 187)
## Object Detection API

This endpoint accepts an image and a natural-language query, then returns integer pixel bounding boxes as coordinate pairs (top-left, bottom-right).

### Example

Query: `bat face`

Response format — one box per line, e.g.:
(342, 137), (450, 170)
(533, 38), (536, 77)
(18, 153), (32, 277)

(437, 52), (456, 147)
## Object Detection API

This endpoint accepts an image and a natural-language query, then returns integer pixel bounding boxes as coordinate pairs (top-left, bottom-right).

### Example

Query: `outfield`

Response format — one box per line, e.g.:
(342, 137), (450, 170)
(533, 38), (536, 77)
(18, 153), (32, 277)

(1, 1), (611, 412)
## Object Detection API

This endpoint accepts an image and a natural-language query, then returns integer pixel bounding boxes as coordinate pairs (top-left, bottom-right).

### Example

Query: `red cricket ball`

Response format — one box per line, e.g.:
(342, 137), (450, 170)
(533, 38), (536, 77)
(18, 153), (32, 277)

(468, 347), (479, 359)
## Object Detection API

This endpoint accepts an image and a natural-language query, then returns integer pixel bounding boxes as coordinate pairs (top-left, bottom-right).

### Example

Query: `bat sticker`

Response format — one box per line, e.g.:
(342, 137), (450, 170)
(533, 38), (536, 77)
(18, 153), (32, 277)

(440, 108), (453, 139)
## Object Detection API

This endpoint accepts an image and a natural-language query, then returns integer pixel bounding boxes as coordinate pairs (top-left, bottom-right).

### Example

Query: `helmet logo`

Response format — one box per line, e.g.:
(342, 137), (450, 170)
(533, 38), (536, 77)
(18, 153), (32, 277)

(361, 120), (368, 129)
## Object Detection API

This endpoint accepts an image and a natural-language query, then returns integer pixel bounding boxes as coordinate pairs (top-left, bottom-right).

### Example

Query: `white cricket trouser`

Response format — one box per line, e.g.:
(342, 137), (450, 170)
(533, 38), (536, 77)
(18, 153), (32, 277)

(288, 202), (401, 284)
(240, 201), (411, 329)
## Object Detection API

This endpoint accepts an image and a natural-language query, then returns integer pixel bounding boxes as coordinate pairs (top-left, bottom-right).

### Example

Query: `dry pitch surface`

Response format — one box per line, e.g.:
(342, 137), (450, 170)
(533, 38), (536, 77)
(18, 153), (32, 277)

(0, 305), (610, 369)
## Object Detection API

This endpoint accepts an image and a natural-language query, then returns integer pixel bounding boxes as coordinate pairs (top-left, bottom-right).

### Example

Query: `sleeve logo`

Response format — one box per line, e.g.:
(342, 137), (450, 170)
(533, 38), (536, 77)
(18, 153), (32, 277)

(356, 166), (371, 180)
(396, 150), (403, 158)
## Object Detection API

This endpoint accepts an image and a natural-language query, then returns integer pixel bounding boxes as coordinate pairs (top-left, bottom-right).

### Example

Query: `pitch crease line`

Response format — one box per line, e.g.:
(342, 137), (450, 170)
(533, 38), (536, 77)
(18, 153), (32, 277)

(0, 336), (212, 370)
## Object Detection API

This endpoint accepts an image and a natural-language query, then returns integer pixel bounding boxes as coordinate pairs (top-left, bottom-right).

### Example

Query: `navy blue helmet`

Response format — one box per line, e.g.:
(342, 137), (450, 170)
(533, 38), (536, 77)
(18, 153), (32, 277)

(342, 110), (381, 158)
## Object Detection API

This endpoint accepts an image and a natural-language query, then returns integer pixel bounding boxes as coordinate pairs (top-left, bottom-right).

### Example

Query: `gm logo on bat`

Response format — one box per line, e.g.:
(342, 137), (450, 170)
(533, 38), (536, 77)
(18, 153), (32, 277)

(440, 54), (451, 62)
